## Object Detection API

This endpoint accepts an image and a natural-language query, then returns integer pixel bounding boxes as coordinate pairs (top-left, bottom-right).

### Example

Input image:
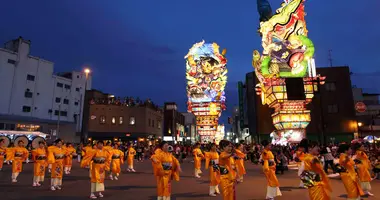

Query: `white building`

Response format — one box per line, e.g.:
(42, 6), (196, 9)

(182, 112), (197, 143)
(0, 37), (92, 142)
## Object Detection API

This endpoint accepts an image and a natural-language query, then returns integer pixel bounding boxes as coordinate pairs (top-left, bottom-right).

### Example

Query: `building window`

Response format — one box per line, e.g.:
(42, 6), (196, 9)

(64, 84), (71, 89)
(27, 74), (35, 81)
(129, 117), (135, 125)
(74, 102), (79, 106)
(55, 97), (61, 103)
(100, 116), (106, 124)
(22, 106), (31, 113)
(158, 121), (161, 129)
(119, 117), (124, 125)
(152, 120), (155, 127)
(54, 110), (59, 115)
(7, 59), (16, 64)
(24, 91), (33, 98)
(76, 87), (80, 92)
(327, 104), (339, 114)
(63, 99), (69, 104)
(60, 111), (67, 116)
(325, 82), (336, 91)
(57, 82), (63, 88)
(148, 118), (151, 126)
(111, 117), (116, 124)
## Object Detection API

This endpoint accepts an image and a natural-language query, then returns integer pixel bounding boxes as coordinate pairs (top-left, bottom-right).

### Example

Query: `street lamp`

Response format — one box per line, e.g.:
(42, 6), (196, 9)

(80, 68), (91, 142)
(357, 122), (363, 138)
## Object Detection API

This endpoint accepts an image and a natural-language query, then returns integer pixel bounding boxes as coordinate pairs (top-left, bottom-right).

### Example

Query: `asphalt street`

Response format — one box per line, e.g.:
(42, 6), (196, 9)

(0, 159), (379, 200)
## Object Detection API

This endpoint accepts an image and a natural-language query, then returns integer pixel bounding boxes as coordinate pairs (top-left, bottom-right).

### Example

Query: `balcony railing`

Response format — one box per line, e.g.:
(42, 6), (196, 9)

(89, 97), (162, 112)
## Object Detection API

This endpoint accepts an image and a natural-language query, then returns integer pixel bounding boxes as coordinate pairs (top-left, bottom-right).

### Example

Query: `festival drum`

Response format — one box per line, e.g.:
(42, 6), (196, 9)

(14, 135), (29, 147)
(0, 135), (11, 147)
(31, 136), (46, 149)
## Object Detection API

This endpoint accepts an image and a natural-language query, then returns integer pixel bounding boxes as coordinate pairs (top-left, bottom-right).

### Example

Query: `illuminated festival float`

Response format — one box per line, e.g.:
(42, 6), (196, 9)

(185, 41), (227, 143)
(253, 0), (325, 145)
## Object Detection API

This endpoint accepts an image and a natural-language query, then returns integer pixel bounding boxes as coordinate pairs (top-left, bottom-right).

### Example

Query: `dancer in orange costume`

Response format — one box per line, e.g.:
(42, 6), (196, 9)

(193, 142), (204, 178)
(260, 140), (281, 200)
(103, 141), (113, 178)
(295, 145), (306, 188)
(218, 140), (237, 200)
(110, 143), (124, 180)
(47, 142), (56, 173)
(127, 145), (136, 172)
(64, 143), (76, 174)
(31, 141), (47, 187)
(205, 143), (221, 196)
(151, 146), (163, 178)
(234, 143), (246, 183)
(352, 143), (373, 196)
(7, 140), (28, 183)
(298, 139), (332, 200)
(48, 139), (66, 191)
(82, 140), (110, 199)
(81, 143), (93, 168)
(338, 144), (364, 200)
(0, 138), (7, 171)
(151, 141), (181, 200)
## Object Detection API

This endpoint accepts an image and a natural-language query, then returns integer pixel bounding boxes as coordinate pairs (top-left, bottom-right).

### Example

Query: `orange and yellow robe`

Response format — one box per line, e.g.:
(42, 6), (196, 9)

(234, 149), (246, 182)
(103, 145), (113, 173)
(127, 147), (136, 170)
(152, 151), (180, 199)
(82, 149), (110, 194)
(64, 146), (76, 173)
(32, 147), (47, 184)
(81, 145), (93, 168)
(339, 153), (364, 199)
(261, 149), (282, 199)
(205, 151), (221, 195)
(151, 148), (163, 177)
(6, 146), (28, 182)
(354, 150), (372, 192)
(218, 152), (236, 200)
(110, 148), (124, 178)
(299, 154), (332, 200)
(48, 146), (66, 188)
(0, 146), (6, 170)
(193, 148), (204, 177)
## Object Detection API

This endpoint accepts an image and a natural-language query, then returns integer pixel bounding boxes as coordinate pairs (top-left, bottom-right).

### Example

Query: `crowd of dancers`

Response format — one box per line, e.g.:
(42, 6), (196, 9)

(0, 137), (380, 200)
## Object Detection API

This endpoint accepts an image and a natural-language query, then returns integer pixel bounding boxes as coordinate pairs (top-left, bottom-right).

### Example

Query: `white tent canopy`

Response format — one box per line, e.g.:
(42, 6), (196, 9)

(0, 130), (48, 138)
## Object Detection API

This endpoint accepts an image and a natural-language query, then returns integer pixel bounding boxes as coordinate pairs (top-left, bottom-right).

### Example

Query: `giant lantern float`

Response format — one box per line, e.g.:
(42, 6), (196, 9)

(185, 41), (227, 142)
(253, 0), (325, 145)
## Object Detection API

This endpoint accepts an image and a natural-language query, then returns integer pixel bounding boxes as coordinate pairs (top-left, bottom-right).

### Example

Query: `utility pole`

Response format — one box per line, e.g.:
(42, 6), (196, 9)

(57, 103), (61, 139)
(328, 50), (333, 67)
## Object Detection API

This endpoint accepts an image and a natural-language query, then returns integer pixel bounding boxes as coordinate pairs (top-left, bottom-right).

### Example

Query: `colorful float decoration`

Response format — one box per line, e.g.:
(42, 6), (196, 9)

(254, 0), (325, 145)
(185, 41), (228, 141)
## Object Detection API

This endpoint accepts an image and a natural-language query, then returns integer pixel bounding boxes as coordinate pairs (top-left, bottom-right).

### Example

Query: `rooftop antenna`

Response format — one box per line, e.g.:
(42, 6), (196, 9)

(328, 49), (333, 67)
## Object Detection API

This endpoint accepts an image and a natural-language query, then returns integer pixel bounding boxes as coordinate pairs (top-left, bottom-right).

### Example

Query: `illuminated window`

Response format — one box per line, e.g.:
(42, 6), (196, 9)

(129, 117), (135, 125)
(119, 117), (123, 125)
(157, 121), (161, 129)
(111, 117), (116, 124)
(100, 116), (106, 124)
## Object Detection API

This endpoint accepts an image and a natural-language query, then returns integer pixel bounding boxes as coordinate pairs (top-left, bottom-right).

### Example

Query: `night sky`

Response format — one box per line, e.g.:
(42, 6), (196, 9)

(1, 0), (379, 125)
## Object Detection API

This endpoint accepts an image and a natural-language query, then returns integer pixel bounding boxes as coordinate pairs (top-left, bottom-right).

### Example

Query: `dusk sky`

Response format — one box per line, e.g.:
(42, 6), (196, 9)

(1, 0), (379, 125)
